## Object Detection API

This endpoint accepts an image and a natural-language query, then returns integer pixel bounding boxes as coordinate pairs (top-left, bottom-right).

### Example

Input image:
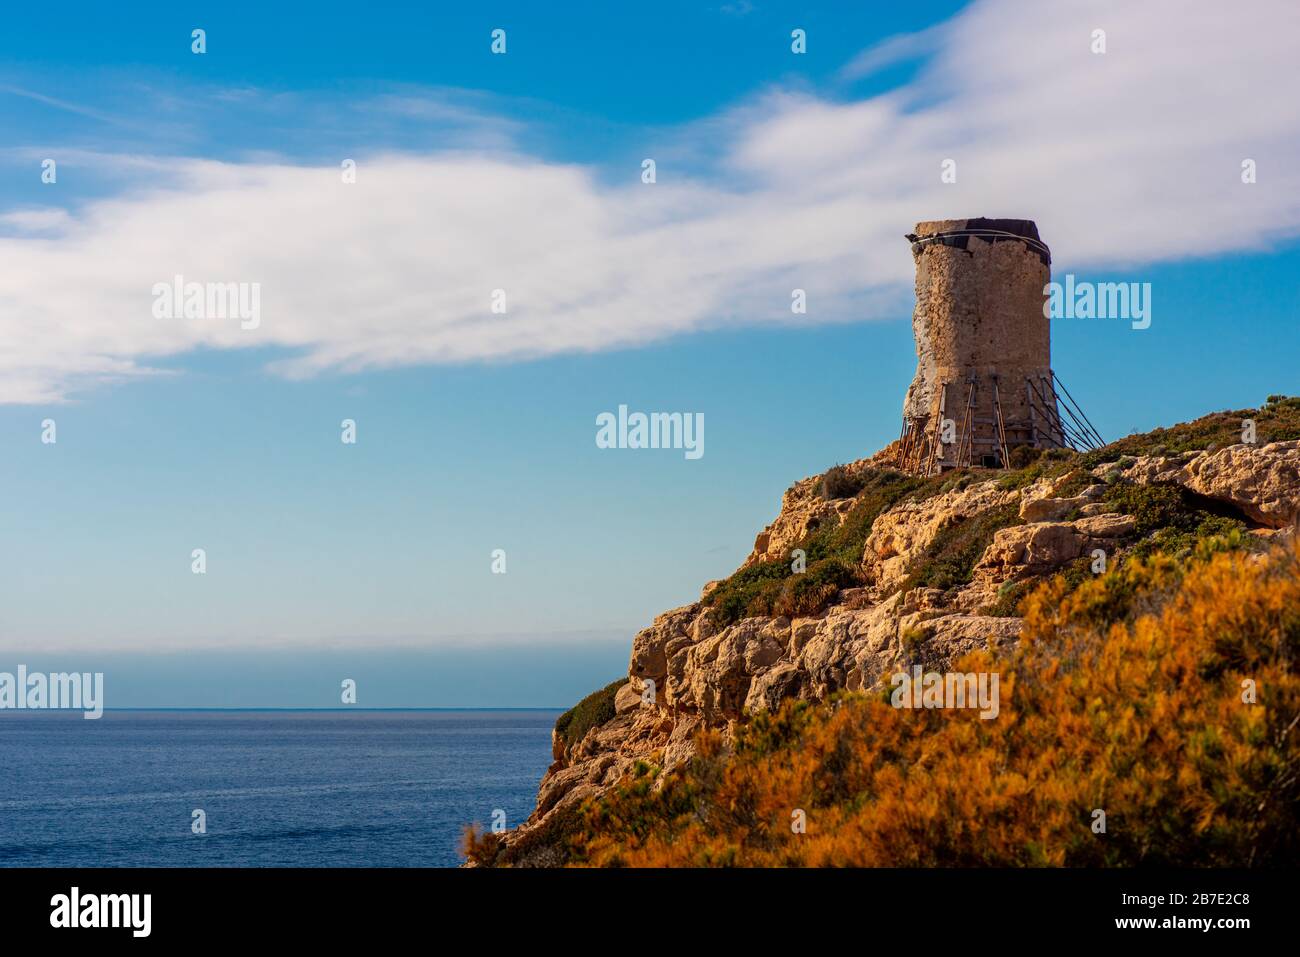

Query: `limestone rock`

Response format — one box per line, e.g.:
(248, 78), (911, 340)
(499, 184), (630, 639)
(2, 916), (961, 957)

(909, 614), (1022, 668)
(863, 480), (1016, 592)
(613, 680), (641, 715)
(743, 450), (902, 566)
(1116, 441), (1300, 529)
(1072, 513), (1136, 538)
(978, 512), (1132, 578)
(745, 472), (857, 565)
(1018, 471), (1104, 522)
(629, 603), (699, 687)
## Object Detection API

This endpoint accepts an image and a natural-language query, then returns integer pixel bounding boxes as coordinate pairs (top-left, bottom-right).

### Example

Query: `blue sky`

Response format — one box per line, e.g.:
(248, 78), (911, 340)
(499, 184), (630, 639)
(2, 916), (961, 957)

(1, 0), (1297, 706)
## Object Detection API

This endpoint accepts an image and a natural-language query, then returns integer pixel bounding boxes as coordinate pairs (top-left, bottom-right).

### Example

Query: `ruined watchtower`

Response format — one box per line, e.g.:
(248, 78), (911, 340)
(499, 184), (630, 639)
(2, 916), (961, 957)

(896, 217), (1101, 474)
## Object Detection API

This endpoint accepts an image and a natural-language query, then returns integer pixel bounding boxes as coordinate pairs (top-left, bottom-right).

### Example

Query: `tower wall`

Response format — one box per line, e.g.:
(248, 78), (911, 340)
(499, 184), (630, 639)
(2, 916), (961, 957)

(900, 217), (1065, 471)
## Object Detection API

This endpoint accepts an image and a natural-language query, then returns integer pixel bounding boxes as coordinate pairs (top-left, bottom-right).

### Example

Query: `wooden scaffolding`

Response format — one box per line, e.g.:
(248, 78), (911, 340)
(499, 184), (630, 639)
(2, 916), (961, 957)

(896, 371), (1103, 476)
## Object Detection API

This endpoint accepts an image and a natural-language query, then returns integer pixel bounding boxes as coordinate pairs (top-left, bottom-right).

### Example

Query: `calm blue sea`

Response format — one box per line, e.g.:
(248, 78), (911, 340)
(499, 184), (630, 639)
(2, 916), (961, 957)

(0, 709), (560, 867)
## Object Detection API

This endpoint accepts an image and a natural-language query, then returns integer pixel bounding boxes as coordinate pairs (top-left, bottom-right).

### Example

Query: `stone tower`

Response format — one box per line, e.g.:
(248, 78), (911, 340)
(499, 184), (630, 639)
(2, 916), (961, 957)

(896, 217), (1100, 474)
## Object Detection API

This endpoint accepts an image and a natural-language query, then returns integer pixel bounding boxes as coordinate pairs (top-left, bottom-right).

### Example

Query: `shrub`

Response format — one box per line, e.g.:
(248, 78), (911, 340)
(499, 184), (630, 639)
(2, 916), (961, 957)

(819, 464), (864, 500)
(771, 559), (856, 618)
(900, 625), (929, 656)
(462, 803), (585, 868)
(1129, 516), (1251, 563)
(554, 679), (625, 750)
(1102, 481), (1201, 536)
(1103, 481), (1254, 548)
(705, 560), (788, 626)
(1006, 444), (1047, 470)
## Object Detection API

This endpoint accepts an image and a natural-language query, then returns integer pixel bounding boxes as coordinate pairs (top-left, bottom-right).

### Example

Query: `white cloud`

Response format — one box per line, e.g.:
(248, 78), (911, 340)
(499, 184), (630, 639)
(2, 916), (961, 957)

(838, 22), (952, 80)
(0, 206), (74, 233)
(2, 0), (1297, 403)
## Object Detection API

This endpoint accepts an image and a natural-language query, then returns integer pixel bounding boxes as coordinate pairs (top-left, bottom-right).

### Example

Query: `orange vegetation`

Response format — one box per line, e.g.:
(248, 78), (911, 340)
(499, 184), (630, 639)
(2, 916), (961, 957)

(560, 542), (1299, 866)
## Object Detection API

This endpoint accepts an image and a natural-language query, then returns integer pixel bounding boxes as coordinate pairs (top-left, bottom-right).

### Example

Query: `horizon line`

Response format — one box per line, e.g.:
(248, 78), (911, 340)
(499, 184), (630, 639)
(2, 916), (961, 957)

(4, 706), (570, 713)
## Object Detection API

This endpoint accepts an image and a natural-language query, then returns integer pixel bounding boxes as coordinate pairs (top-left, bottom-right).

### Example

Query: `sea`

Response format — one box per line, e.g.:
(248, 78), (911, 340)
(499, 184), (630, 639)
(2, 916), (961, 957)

(0, 709), (560, 867)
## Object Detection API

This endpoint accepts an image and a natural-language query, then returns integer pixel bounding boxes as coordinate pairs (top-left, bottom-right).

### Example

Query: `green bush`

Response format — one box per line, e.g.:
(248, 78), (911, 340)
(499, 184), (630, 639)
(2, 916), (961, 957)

(554, 679), (625, 749)
(772, 559), (857, 618)
(1101, 481), (1253, 541)
(1129, 516), (1252, 563)
(1103, 482), (1201, 537)
(818, 464), (864, 500)
(705, 560), (788, 626)
(1005, 444), (1045, 470)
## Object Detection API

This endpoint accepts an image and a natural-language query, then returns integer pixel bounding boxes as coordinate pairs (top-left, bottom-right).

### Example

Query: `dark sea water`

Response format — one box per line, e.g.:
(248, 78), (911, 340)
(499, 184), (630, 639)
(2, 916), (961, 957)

(0, 709), (560, 867)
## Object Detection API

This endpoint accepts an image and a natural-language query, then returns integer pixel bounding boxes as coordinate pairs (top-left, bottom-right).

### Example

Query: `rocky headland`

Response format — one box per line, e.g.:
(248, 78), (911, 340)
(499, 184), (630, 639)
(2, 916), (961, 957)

(478, 397), (1300, 866)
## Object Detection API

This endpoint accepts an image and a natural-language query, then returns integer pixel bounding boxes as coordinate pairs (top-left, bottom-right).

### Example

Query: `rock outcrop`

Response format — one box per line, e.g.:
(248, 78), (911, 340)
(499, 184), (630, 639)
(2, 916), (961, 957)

(745, 454), (884, 566)
(1114, 440), (1300, 528)
(864, 480), (1017, 592)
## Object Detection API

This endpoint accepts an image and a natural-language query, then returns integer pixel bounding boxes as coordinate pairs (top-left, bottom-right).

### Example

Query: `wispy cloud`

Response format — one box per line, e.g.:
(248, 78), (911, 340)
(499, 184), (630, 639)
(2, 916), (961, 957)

(838, 22), (952, 81)
(2, 0), (1297, 404)
(0, 83), (139, 128)
(720, 1), (756, 17)
(0, 206), (74, 233)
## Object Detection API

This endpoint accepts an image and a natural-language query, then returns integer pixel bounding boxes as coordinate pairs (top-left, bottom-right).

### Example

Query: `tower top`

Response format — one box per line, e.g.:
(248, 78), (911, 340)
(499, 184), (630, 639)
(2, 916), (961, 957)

(906, 217), (1050, 266)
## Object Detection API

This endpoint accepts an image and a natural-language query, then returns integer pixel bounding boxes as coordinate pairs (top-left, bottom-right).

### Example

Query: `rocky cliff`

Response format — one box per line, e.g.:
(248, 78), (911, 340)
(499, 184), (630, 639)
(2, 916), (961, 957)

(489, 399), (1300, 865)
